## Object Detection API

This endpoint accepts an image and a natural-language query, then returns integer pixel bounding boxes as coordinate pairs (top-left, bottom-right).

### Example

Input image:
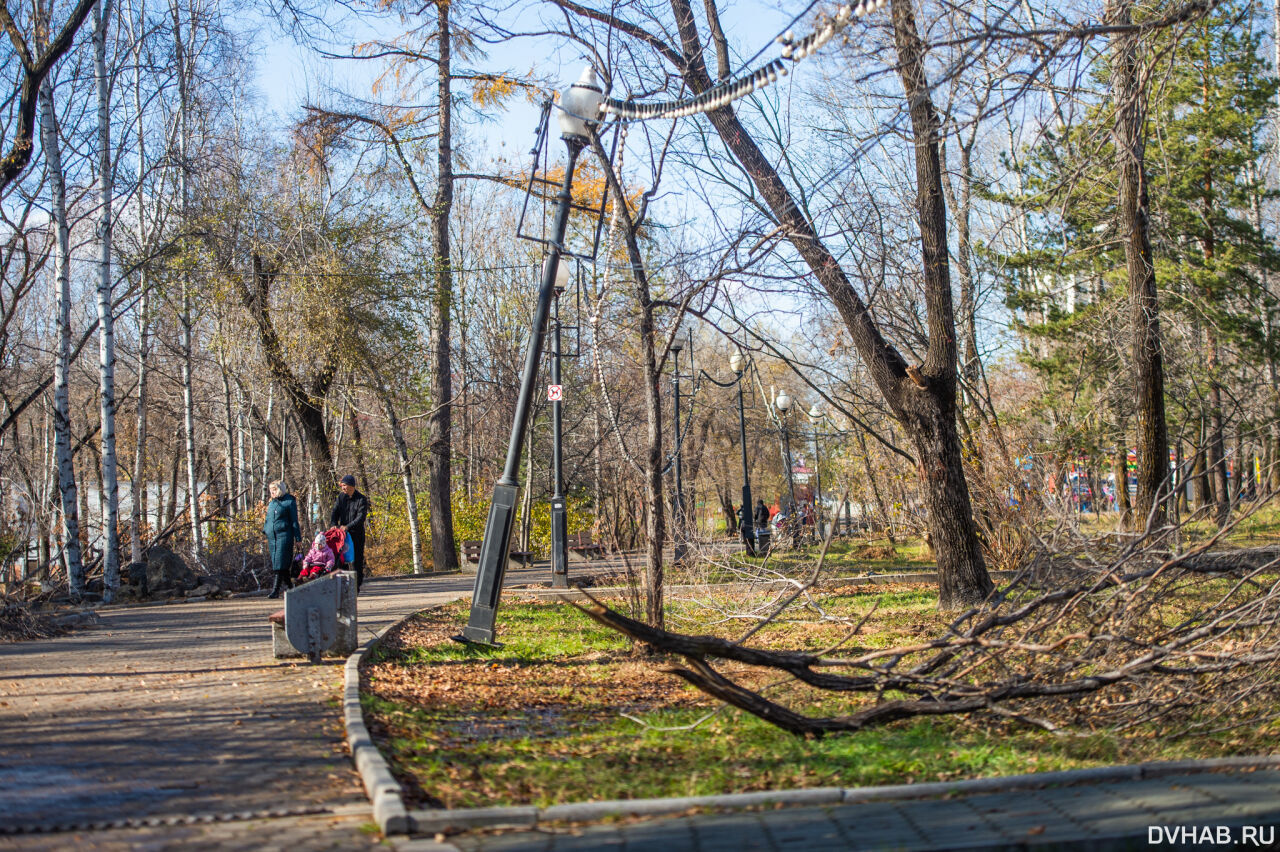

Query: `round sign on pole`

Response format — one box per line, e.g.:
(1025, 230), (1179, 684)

(548, 384), (563, 401)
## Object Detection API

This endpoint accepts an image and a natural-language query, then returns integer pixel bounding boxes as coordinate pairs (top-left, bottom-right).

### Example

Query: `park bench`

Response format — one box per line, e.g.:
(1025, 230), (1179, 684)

(461, 539), (534, 573)
(566, 531), (605, 561)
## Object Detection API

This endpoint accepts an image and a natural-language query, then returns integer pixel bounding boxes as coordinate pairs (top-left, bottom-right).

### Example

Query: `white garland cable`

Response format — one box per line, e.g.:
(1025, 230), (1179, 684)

(600, 0), (888, 122)
(588, 123), (646, 476)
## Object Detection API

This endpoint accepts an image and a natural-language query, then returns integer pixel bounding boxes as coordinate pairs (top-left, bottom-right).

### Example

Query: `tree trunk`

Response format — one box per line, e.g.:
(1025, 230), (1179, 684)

(371, 358), (423, 574)
(39, 78), (84, 595)
(129, 39), (149, 566)
(1109, 0), (1169, 530)
(93, 0), (119, 601)
(1115, 442), (1131, 525)
(428, 0), (459, 573)
(666, 0), (991, 608)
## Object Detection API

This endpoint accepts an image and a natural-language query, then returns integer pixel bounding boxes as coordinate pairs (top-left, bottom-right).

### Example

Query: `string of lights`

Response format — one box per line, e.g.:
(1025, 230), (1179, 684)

(599, 0), (889, 121)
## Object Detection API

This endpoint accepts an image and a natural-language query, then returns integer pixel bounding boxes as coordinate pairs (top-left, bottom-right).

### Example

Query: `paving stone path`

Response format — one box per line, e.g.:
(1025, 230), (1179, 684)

(429, 769), (1280, 851)
(0, 567), (561, 850)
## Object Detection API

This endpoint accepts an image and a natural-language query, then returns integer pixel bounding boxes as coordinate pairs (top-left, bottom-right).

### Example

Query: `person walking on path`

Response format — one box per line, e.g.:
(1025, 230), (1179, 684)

(737, 503), (756, 557)
(331, 475), (370, 590)
(753, 499), (770, 532)
(263, 480), (302, 599)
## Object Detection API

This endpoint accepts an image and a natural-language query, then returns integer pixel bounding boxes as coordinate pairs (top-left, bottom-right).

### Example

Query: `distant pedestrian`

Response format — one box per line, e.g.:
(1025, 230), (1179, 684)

(263, 480), (302, 599)
(754, 499), (769, 531)
(738, 503), (756, 557)
(331, 474), (370, 591)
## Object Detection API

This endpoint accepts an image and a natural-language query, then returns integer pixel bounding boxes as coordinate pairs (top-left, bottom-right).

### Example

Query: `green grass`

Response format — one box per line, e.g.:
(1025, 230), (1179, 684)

(363, 594), (1280, 809)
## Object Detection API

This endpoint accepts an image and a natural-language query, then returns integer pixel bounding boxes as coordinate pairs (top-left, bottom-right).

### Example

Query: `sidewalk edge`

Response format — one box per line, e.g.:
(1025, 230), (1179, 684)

(403, 754), (1280, 834)
(345, 613), (419, 836)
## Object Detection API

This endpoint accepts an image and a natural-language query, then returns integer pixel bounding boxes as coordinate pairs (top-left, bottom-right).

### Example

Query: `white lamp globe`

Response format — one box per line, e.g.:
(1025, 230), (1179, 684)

(554, 258), (571, 292)
(775, 391), (792, 412)
(557, 66), (604, 140)
(729, 353), (744, 373)
(808, 403), (822, 421)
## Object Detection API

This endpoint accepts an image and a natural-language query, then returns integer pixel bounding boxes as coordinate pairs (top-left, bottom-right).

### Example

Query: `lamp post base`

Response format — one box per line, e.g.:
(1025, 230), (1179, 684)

(454, 482), (520, 645)
(550, 497), (568, 588)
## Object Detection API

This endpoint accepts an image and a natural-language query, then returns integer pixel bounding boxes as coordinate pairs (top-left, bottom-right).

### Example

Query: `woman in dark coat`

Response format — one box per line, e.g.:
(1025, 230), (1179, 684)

(263, 480), (302, 598)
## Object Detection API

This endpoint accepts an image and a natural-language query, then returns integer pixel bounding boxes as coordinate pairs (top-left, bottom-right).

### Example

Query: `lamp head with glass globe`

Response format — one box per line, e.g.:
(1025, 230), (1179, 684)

(808, 403), (823, 423)
(557, 66), (604, 142)
(729, 352), (745, 374)
(775, 391), (792, 412)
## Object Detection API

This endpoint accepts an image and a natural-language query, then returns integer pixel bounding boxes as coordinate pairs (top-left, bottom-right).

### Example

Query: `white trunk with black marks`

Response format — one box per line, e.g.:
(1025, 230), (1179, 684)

(262, 385), (273, 502)
(172, 0), (201, 558)
(94, 0), (120, 600)
(39, 80), (84, 593)
(220, 353), (235, 511)
(129, 10), (149, 566)
(372, 360), (423, 574)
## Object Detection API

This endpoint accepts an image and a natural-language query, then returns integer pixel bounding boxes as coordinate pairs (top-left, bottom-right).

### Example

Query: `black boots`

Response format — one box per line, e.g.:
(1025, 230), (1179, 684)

(268, 571), (291, 599)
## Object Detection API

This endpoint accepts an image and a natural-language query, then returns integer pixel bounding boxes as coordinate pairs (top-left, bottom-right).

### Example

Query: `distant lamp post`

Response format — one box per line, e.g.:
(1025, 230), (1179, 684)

(774, 390), (797, 512)
(808, 402), (824, 535)
(670, 342), (687, 563)
(458, 67), (603, 645)
(730, 353), (754, 554)
(703, 350), (755, 554)
(550, 260), (572, 589)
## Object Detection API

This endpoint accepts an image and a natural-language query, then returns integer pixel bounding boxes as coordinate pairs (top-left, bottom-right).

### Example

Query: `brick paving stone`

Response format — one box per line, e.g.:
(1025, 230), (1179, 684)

(0, 566), (568, 848)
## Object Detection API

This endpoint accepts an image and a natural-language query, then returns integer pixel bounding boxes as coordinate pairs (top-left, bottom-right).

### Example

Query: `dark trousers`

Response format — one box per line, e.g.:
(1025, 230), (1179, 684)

(349, 529), (366, 588)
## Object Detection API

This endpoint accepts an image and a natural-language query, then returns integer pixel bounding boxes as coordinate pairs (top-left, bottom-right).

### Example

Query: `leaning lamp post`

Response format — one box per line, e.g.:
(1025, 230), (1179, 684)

(457, 68), (603, 645)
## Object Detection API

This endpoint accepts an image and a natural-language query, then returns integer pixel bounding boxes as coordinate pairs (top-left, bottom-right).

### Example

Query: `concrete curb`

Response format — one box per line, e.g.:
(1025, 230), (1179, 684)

(398, 755), (1280, 835)
(344, 612), (418, 836)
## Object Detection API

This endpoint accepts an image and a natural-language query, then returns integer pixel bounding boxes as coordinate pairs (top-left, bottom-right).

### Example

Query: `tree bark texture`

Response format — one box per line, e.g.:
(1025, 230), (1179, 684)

(93, 0), (119, 600)
(39, 79), (84, 594)
(662, 0), (991, 608)
(1109, 0), (1169, 530)
(429, 0), (459, 573)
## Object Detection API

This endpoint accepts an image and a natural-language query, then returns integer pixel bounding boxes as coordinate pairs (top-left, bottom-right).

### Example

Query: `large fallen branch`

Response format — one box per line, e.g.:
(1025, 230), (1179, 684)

(568, 542), (1280, 738)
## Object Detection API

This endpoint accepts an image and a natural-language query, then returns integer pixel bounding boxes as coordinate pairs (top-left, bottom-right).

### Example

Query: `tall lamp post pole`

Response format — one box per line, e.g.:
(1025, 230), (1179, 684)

(458, 68), (602, 644)
(808, 403), (824, 537)
(730, 353), (753, 553)
(550, 263), (570, 589)
(670, 343), (686, 563)
(775, 391), (797, 512)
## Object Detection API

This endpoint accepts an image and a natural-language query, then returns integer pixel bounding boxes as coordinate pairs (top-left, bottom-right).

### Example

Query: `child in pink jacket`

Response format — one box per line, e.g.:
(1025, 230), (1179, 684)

(299, 532), (336, 581)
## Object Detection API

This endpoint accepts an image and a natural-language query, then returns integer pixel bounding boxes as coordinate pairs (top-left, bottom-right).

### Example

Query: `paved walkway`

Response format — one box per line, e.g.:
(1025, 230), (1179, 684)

(0, 566), (560, 850)
(415, 769), (1280, 851)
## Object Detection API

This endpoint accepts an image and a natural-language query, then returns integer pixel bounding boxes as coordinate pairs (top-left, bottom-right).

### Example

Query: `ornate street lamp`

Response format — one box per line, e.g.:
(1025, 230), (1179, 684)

(808, 402), (824, 536)
(774, 390), (797, 513)
(458, 67), (603, 645)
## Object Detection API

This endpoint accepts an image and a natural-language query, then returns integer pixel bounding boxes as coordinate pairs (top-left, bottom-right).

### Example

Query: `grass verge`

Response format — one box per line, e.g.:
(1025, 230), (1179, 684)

(361, 586), (1280, 810)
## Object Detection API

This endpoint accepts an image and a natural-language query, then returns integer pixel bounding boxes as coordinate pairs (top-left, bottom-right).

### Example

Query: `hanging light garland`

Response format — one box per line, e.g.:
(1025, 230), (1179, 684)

(599, 0), (889, 121)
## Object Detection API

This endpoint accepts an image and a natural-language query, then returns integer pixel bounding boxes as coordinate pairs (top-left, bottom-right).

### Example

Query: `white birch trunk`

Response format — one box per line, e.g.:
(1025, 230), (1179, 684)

(371, 360), (422, 574)
(39, 80), (85, 594)
(130, 38), (149, 564)
(94, 0), (120, 601)
(171, 0), (201, 559)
